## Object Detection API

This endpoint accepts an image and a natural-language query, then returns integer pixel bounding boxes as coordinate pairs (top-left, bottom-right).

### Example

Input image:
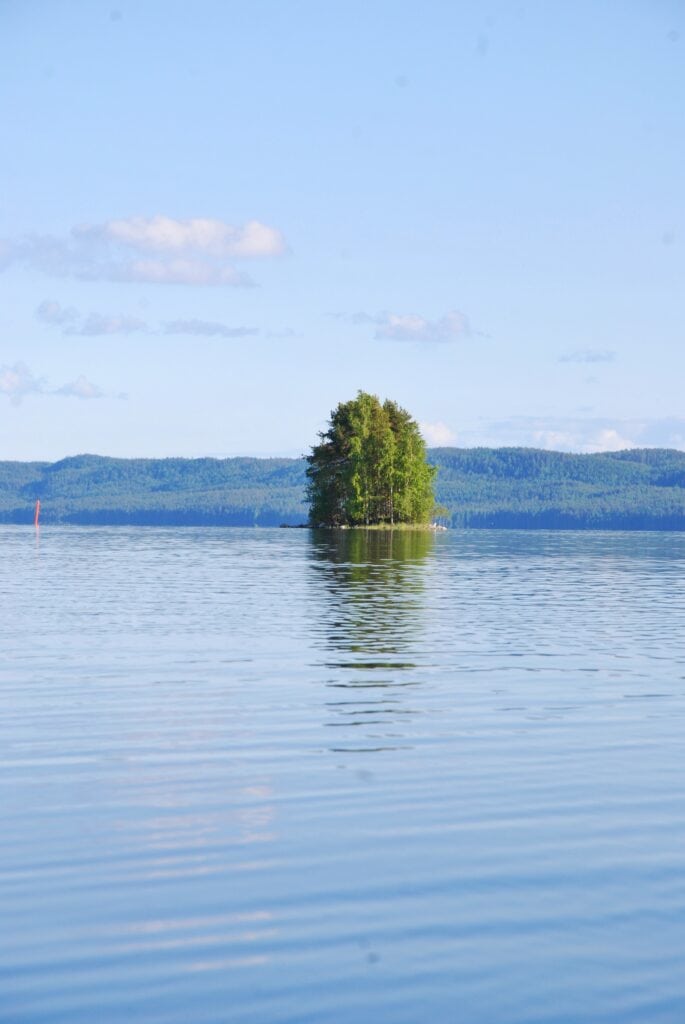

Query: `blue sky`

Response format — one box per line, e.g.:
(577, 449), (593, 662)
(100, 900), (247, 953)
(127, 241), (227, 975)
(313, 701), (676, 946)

(1, 0), (683, 460)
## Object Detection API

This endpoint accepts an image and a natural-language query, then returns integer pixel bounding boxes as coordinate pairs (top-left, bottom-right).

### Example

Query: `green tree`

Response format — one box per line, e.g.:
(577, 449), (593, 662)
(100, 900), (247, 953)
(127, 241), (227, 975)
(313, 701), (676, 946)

(306, 392), (437, 526)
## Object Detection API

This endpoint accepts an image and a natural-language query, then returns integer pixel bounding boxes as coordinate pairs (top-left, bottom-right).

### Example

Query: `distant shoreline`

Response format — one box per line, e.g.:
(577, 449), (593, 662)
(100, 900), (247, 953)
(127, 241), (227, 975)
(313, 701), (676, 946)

(2, 448), (685, 531)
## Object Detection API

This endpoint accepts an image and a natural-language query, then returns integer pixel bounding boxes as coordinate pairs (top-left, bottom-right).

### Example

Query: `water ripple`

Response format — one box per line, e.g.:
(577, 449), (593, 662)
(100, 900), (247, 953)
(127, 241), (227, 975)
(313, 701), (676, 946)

(1, 526), (685, 1022)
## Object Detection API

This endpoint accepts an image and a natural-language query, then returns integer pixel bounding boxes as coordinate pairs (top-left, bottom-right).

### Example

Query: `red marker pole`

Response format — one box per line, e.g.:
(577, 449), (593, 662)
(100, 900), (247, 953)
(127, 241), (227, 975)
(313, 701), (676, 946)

(34, 499), (41, 527)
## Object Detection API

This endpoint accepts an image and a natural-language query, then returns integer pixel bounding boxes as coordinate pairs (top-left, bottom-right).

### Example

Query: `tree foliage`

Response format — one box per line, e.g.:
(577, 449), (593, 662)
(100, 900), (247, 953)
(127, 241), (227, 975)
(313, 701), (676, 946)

(306, 392), (437, 526)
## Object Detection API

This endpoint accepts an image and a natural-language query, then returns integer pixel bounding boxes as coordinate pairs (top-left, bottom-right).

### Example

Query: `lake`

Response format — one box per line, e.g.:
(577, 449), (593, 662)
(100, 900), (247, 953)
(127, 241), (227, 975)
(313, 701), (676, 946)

(2, 526), (685, 1023)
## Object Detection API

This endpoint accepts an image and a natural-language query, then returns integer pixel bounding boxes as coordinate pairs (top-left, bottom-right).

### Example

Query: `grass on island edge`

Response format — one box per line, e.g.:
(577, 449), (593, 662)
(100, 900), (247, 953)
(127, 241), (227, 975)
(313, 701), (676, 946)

(282, 521), (447, 531)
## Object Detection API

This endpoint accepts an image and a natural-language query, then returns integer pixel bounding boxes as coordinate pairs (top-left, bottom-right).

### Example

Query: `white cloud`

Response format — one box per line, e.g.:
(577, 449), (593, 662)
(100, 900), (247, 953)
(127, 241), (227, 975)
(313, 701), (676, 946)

(80, 216), (286, 258)
(457, 416), (685, 453)
(36, 299), (79, 327)
(330, 311), (376, 325)
(266, 327), (299, 338)
(229, 219), (287, 257)
(57, 375), (103, 399)
(559, 349), (616, 364)
(592, 428), (637, 451)
(335, 309), (473, 342)
(529, 425), (638, 452)
(2, 215), (286, 287)
(162, 319), (258, 338)
(36, 300), (147, 335)
(420, 421), (457, 445)
(36, 301), (262, 338)
(0, 361), (105, 403)
(72, 312), (148, 336)
(378, 313), (429, 340)
(121, 258), (253, 286)
(377, 310), (470, 342)
(0, 362), (45, 404)
(2, 236), (94, 280)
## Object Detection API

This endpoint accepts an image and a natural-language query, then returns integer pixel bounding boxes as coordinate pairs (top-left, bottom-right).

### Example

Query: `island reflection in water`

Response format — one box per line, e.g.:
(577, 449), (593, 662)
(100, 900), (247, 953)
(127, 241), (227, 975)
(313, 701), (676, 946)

(4, 526), (685, 1024)
(308, 529), (436, 753)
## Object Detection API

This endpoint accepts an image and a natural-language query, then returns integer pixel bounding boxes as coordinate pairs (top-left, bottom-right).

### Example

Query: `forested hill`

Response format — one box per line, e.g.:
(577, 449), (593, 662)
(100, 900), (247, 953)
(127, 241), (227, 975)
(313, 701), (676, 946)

(2, 447), (685, 529)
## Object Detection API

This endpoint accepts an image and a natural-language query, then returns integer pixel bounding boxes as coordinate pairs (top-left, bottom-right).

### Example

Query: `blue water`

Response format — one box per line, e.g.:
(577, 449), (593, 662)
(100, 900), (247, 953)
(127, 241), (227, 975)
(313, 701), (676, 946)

(2, 526), (685, 1023)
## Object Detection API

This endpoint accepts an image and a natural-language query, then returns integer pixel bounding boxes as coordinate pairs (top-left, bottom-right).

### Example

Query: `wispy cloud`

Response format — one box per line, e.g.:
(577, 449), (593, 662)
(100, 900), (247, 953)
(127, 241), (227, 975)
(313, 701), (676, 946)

(0, 362), (46, 405)
(331, 312), (378, 326)
(37, 300), (147, 335)
(117, 258), (252, 286)
(335, 309), (473, 342)
(37, 301), (258, 338)
(530, 424), (636, 452)
(0, 361), (105, 404)
(559, 349), (616, 364)
(376, 310), (471, 342)
(56, 375), (103, 399)
(72, 312), (148, 336)
(420, 421), (457, 445)
(162, 319), (258, 338)
(266, 327), (299, 338)
(455, 416), (685, 453)
(78, 216), (286, 258)
(35, 299), (79, 327)
(4, 216), (287, 287)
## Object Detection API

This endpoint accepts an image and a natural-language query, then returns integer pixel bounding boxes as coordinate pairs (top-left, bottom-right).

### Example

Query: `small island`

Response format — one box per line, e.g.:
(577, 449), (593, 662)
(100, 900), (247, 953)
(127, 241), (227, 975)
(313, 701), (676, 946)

(306, 391), (437, 528)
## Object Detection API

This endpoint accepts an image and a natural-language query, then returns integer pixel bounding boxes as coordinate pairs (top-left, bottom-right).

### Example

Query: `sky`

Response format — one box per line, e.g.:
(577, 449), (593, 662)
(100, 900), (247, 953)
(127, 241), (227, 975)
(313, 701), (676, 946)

(1, 0), (683, 461)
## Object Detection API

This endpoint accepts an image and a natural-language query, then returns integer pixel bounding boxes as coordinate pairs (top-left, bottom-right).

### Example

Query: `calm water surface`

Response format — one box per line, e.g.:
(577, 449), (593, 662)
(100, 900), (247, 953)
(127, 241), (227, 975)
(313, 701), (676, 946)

(2, 526), (685, 1023)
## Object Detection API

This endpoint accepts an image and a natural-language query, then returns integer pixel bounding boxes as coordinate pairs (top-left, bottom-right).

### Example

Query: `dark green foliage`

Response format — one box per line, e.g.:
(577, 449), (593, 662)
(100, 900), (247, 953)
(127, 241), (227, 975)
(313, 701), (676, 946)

(1, 445), (685, 529)
(306, 392), (437, 526)
(0, 454), (307, 526)
(429, 447), (685, 529)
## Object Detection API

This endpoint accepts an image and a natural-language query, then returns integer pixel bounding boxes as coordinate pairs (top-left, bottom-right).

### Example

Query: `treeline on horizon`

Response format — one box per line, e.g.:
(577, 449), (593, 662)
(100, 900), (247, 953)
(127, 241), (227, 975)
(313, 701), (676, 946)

(2, 447), (685, 530)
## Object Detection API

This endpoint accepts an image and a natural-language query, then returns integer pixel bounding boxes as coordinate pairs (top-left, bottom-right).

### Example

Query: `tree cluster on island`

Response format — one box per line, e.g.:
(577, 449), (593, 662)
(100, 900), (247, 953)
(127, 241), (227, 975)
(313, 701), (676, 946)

(305, 392), (437, 527)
